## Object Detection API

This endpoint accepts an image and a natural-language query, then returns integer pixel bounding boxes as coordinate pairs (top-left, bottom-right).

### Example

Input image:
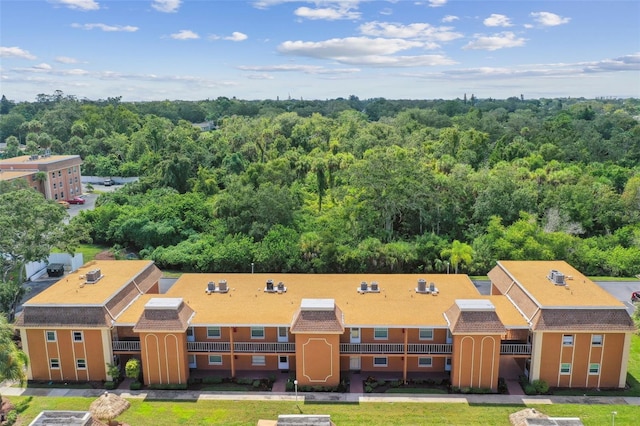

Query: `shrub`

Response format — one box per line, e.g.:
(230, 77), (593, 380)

(236, 378), (253, 385)
(104, 381), (116, 390)
(106, 363), (121, 381)
(5, 410), (18, 426)
(377, 380), (386, 388)
(497, 377), (508, 394)
(524, 384), (536, 395)
(252, 380), (261, 388)
(129, 381), (142, 390)
(268, 374), (276, 383)
(125, 358), (141, 382)
(285, 381), (294, 391)
(365, 385), (373, 393)
(532, 380), (549, 394)
(203, 376), (223, 384)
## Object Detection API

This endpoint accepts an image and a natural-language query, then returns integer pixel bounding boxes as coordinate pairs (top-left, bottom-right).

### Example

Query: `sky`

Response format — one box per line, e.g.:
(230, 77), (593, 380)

(1, 0), (639, 102)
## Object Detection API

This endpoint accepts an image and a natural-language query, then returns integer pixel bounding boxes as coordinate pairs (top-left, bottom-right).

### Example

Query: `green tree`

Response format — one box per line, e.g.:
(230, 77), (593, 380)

(0, 313), (29, 401)
(441, 240), (474, 274)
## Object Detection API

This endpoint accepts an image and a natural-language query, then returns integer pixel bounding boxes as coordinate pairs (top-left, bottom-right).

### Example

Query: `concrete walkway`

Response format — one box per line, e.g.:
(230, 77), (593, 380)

(1, 383), (639, 406)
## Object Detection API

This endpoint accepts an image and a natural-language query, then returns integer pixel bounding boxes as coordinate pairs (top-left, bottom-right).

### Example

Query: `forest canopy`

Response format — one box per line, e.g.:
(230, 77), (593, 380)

(2, 93), (640, 276)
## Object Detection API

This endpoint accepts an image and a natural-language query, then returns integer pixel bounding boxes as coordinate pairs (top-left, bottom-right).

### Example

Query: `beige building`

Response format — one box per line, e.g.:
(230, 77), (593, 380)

(0, 154), (83, 200)
(14, 260), (635, 392)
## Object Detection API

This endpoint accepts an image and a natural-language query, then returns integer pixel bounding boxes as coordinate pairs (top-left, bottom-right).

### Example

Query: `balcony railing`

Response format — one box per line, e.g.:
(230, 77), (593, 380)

(112, 340), (140, 352)
(233, 342), (296, 353)
(500, 343), (532, 355)
(340, 343), (405, 354)
(407, 343), (453, 354)
(187, 341), (231, 352)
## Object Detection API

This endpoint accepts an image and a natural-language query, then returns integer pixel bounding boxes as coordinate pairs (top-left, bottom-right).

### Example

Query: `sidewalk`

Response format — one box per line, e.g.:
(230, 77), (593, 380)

(1, 383), (639, 406)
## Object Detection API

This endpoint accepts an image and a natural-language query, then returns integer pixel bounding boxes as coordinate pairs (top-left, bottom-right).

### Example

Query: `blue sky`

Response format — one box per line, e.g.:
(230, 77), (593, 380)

(1, 0), (639, 102)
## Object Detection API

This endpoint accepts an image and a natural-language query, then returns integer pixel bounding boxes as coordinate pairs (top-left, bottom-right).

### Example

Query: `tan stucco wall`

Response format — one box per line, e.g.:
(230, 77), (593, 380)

(140, 332), (189, 385)
(295, 334), (340, 386)
(451, 334), (501, 391)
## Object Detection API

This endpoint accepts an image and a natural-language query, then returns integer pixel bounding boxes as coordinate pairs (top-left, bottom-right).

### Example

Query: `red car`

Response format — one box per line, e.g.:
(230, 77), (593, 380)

(67, 196), (86, 205)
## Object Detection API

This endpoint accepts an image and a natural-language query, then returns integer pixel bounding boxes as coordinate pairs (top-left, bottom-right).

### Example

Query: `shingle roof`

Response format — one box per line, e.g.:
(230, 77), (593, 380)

(531, 308), (635, 331)
(133, 299), (194, 332)
(444, 302), (506, 334)
(290, 305), (344, 334)
(14, 305), (112, 328)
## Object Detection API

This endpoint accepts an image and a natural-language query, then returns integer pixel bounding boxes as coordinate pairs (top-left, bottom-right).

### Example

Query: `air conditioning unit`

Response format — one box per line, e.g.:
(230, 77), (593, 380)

(85, 269), (102, 283)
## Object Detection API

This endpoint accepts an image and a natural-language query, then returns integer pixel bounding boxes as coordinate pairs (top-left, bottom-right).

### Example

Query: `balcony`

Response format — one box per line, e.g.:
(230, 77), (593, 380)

(112, 340), (140, 352)
(407, 343), (453, 354)
(187, 341), (231, 352)
(340, 343), (404, 354)
(233, 342), (295, 353)
(500, 343), (532, 355)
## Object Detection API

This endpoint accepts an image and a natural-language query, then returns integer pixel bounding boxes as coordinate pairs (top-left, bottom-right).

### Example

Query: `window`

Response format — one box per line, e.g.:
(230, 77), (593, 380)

(418, 357), (433, 367)
(53, 183), (57, 189)
(373, 357), (388, 367)
(591, 335), (603, 346)
(278, 327), (288, 342)
(58, 171), (61, 177)
(251, 327), (265, 339)
(73, 331), (83, 342)
(50, 359), (60, 369)
(51, 172), (55, 178)
(68, 168), (72, 174)
(76, 359), (86, 369)
(208, 355), (222, 365)
(562, 335), (574, 346)
(252, 356), (266, 366)
(46, 331), (57, 342)
(560, 363), (571, 374)
(374, 328), (388, 340)
(60, 192), (64, 199)
(206, 327), (221, 339)
(589, 363), (600, 375)
(419, 328), (434, 340)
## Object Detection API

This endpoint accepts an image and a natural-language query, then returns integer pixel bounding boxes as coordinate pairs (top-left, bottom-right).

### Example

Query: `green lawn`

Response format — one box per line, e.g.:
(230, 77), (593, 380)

(8, 397), (638, 426)
(52, 243), (107, 263)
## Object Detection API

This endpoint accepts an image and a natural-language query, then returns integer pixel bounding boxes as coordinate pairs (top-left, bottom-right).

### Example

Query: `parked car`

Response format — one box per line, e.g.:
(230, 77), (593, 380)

(103, 178), (114, 186)
(57, 200), (70, 209)
(632, 291), (640, 302)
(67, 196), (85, 205)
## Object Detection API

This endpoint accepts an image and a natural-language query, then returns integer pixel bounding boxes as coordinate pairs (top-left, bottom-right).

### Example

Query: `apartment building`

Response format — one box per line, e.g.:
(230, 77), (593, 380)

(14, 260), (635, 392)
(0, 154), (83, 200)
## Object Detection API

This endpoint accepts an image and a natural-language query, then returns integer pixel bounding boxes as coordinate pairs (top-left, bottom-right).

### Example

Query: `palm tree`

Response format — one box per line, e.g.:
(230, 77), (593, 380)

(0, 314), (28, 401)
(440, 240), (474, 274)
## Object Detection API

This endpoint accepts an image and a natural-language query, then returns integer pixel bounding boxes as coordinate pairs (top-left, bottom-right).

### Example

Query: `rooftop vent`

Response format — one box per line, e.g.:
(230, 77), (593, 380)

(85, 269), (103, 284)
(416, 278), (438, 294)
(265, 279), (286, 293)
(357, 281), (380, 294)
(205, 280), (229, 294)
(548, 269), (566, 286)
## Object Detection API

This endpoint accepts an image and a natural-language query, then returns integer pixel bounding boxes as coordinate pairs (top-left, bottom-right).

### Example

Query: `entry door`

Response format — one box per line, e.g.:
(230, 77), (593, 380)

(278, 327), (288, 342)
(350, 328), (361, 344)
(278, 356), (289, 370)
(349, 356), (361, 371)
(188, 354), (197, 369)
(445, 357), (452, 372)
(186, 327), (195, 342)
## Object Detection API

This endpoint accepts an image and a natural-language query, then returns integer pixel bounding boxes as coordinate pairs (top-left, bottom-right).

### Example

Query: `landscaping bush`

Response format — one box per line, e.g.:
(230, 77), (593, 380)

(252, 380), (261, 388)
(129, 381), (142, 390)
(104, 381), (116, 390)
(524, 384), (536, 395)
(365, 385), (373, 393)
(532, 380), (549, 394)
(236, 378), (253, 385)
(497, 377), (508, 394)
(203, 376), (223, 384)
(285, 381), (294, 391)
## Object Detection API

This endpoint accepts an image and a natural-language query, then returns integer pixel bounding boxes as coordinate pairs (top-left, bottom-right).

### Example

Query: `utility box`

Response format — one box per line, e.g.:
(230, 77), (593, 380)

(46, 263), (65, 277)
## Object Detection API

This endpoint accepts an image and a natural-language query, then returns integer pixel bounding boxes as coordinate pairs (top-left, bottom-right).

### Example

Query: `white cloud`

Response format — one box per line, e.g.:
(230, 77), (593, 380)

(294, 6), (360, 21)
(246, 73), (275, 80)
(33, 63), (53, 71)
(51, 0), (99, 11)
(428, 0), (447, 7)
(152, 0), (182, 13)
(278, 36), (456, 67)
(380, 8), (393, 16)
(0, 46), (36, 60)
(530, 12), (571, 27)
(463, 32), (526, 51)
(170, 30), (199, 40)
(359, 21), (463, 43)
(71, 23), (138, 32)
(484, 14), (513, 27)
(55, 56), (79, 64)
(238, 64), (360, 75)
(442, 15), (458, 23)
(225, 32), (248, 42)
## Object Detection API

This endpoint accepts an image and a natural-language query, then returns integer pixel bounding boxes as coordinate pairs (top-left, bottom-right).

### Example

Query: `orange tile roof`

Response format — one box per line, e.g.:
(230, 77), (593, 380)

(118, 273), (527, 328)
(25, 260), (156, 306)
(496, 260), (624, 308)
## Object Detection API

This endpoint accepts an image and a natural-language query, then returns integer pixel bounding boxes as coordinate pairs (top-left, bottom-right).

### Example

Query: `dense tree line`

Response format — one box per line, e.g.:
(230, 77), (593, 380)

(2, 92), (640, 276)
